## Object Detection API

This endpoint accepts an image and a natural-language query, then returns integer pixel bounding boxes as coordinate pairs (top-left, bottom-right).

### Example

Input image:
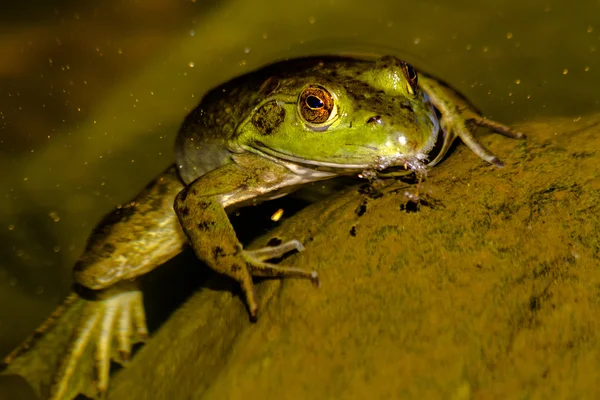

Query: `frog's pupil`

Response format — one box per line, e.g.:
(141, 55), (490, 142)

(306, 95), (324, 109)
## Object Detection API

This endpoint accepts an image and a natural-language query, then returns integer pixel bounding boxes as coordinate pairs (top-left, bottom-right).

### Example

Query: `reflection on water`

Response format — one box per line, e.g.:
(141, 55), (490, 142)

(0, 0), (598, 356)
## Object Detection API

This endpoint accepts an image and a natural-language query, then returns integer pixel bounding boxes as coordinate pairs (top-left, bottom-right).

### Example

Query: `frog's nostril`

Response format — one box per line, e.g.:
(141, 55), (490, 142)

(367, 115), (383, 125)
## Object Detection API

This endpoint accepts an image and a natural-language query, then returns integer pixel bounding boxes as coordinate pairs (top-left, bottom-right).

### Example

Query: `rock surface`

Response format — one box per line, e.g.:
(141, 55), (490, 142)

(106, 114), (600, 399)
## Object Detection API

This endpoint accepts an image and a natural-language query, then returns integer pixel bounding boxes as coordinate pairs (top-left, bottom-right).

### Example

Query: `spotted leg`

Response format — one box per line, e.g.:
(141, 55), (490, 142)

(2, 166), (187, 399)
(419, 75), (525, 167)
(174, 153), (320, 320)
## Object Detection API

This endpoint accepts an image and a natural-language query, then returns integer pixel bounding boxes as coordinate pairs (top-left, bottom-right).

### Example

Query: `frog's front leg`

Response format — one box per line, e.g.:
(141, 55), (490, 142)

(419, 75), (525, 167)
(174, 153), (319, 320)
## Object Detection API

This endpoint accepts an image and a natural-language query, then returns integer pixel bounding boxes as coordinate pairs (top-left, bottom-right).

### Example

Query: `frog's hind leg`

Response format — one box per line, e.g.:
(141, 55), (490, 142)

(2, 166), (187, 399)
(54, 286), (148, 400)
(92, 289), (147, 395)
(2, 284), (148, 400)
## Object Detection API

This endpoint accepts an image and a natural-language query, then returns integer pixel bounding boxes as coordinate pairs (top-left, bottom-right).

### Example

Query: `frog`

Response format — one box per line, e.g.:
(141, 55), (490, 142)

(1, 55), (523, 399)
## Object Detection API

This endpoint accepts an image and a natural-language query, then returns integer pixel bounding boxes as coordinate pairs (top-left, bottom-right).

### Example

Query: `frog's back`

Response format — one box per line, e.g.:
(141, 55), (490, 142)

(174, 56), (371, 185)
(174, 74), (262, 185)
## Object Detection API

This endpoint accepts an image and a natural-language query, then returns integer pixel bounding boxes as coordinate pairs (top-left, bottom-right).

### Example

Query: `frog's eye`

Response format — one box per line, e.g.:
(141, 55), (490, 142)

(401, 62), (418, 95)
(298, 85), (336, 127)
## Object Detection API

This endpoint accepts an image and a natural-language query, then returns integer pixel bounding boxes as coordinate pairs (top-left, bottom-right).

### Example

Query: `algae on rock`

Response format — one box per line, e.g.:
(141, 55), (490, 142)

(108, 114), (600, 399)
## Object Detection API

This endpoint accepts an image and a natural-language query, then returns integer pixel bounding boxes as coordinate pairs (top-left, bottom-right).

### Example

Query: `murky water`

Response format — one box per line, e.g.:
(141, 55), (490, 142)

(0, 0), (598, 357)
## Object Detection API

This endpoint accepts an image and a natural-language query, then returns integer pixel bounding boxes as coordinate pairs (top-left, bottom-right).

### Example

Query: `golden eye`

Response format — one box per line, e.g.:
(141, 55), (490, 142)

(401, 61), (418, 95)
(298, 85), (335, 125)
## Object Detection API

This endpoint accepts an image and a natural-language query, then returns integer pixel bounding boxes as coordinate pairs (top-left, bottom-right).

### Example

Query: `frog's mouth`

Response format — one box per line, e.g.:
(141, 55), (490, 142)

(247, 142), (427, 176)
(250, 143), (368, 171)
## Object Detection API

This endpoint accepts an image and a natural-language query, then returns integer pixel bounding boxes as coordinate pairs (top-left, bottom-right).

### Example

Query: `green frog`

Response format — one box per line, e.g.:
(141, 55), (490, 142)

(1, 55), (523, 399)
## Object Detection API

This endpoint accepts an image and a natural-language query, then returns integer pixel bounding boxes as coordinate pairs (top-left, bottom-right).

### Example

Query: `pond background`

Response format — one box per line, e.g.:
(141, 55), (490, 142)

(0, 0), (598, 357)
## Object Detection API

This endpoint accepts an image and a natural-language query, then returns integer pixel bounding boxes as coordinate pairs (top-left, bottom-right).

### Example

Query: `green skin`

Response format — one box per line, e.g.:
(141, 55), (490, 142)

(2, 56), (523, 399)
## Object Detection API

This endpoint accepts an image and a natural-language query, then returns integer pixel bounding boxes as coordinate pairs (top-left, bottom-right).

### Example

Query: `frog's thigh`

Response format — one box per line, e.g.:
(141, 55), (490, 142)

(73, 166), (187, 290)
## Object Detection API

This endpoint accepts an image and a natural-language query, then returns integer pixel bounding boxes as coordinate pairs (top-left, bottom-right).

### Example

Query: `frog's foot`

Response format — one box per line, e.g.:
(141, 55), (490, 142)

(51, 289), (147, 400)
(235, 240), (318, 320)
(451, 113), (525, 168)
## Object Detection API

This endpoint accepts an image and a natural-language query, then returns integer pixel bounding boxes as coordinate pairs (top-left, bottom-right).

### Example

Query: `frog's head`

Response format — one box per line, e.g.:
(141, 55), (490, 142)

(235, 56), (440, 174)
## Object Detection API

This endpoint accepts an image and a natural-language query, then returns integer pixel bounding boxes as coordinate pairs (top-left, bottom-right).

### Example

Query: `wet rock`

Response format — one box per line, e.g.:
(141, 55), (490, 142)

(108, 114), (600, 399)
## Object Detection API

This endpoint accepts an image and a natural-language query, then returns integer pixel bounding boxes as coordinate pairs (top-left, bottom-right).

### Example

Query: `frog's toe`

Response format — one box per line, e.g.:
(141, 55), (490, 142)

(244, 239), (305, 261)
(49, 289), (147, 399)
(472, 115), (526, 139)
(243, 251), (320, 288)
(50, 305), (102, 400)
(96, 298), (118, 394)
(112, 290), (147, 366)
(455, 124), (506, 167)
(242, 239), (318, 286)
(97, 290), (147, 394)
(116, 302), (132, 364)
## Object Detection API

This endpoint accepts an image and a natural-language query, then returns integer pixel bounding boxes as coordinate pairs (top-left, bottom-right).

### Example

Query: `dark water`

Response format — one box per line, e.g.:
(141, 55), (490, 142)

(0, 0), (598, 356)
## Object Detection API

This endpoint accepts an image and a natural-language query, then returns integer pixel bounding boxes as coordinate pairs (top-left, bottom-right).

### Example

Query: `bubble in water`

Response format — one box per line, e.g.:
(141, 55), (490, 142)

(49, 211), (61, 222)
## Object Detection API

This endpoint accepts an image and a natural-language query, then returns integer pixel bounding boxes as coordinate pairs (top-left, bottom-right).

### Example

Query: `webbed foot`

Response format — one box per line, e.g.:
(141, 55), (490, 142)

(2, 287), (147, 400)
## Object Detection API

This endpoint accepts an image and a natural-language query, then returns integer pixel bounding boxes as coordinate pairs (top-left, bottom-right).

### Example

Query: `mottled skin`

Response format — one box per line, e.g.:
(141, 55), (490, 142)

(1, 55), (523, 399)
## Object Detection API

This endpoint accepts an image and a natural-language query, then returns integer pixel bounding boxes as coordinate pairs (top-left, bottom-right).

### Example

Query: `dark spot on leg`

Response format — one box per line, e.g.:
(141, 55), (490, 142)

(95, 204), (136, 229)
(101, 243), (116, 257)
(213, 246), (225, 259)
(197, 200), (211, 210)
(147, 195), (165, 213)
(180, 206), (190, 217)
(231, 264), (242, 273)
(178, 189), (189, 202)
(350, 226), (357, 237)
(197, 220), (215, 231)
(157, 180), (171, 196)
